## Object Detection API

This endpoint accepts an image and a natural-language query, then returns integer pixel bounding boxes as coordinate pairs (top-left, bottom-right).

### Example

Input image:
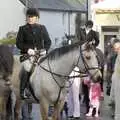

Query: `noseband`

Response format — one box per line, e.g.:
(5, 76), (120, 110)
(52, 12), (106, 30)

(78, 45), (101, 81)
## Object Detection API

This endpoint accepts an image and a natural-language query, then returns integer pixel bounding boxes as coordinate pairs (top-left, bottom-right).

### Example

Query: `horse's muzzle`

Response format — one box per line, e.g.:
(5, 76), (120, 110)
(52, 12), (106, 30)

(92, 69), (102, 83)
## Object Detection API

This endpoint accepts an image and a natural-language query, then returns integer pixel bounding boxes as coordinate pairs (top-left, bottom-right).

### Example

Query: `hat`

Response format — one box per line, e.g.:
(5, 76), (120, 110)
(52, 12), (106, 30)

(85, 20), (93, 27)
(26, 8), (39, 17)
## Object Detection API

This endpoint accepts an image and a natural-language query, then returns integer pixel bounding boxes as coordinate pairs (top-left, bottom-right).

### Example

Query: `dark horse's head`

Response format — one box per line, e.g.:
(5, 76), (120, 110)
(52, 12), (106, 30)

(0, 45), (14, 78)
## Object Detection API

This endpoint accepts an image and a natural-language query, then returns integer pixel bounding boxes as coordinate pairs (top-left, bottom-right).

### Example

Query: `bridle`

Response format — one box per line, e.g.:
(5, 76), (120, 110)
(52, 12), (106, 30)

(79, 45), (101, 82)
(37, 44), (101, 105)
(39, 45), (101, 81)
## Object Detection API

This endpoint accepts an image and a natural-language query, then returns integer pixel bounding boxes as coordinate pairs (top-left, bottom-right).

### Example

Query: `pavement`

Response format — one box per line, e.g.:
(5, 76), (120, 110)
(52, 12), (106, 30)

(21, 82), (114, 120)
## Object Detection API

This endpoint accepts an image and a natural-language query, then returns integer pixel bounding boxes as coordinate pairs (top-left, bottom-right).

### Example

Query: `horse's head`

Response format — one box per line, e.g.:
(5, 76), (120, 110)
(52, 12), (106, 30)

(77, 44), (102, 82)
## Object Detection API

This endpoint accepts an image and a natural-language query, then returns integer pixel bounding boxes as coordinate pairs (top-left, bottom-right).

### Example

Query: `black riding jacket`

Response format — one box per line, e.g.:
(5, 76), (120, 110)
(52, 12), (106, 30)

(16, 23), (51, 54)
(77, 28), (99, 47)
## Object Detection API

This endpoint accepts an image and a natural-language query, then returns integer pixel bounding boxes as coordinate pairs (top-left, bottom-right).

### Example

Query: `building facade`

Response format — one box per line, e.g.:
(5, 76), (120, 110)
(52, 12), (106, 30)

(20, 0), (87, 49)
(91, 0), (120, 52)
(0, 0), (25, 39)
(0, 0), (87, 49)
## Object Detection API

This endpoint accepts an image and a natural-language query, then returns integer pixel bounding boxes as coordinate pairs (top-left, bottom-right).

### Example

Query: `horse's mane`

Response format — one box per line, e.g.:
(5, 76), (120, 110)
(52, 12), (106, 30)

(40, 43), (80, 62)
(0, 45), (14, 76)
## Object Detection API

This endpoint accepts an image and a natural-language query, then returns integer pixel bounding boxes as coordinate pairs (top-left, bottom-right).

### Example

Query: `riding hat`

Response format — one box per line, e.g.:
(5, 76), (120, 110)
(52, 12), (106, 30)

(85, 20), (93, 28)
(26, 8), (39, 17)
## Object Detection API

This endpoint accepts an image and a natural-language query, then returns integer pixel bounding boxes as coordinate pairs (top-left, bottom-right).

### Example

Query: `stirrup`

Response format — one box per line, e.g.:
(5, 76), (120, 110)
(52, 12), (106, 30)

(20, 91), (29, 100)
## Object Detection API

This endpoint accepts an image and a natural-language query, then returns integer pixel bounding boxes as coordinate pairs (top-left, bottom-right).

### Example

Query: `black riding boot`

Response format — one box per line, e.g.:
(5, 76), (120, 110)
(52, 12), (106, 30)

(20, 68), (30, 99)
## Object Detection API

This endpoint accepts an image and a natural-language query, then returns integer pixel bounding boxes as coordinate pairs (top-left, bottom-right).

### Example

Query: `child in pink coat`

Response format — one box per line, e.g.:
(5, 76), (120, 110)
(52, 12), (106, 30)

(86, 82), (101, 117)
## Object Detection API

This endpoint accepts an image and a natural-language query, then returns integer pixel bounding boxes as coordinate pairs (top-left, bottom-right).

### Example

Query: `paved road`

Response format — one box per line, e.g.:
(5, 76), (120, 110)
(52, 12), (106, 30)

(21, 83), (113, 120)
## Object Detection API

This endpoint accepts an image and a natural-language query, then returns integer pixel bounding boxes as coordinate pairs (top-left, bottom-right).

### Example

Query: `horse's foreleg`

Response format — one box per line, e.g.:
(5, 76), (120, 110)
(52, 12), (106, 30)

(0, 97), (6, 120)
(40, 98), (49, 120)
(14, 99), (21, 120)
(52, 100), (65, 120)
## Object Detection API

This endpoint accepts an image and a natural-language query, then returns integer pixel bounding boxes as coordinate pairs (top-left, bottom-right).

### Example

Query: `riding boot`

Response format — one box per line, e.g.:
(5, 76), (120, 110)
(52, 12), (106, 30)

(20, 68), (30, 99)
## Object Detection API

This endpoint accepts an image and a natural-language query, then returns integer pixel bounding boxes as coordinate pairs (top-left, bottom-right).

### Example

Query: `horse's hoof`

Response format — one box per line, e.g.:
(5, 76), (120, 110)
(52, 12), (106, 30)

(73, 117), (81, 120)
(67, 116), (73, 120)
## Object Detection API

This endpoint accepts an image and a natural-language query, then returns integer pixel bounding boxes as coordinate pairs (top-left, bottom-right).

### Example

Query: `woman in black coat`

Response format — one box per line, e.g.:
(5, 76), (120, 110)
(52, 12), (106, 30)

(16, 8), (51, 99)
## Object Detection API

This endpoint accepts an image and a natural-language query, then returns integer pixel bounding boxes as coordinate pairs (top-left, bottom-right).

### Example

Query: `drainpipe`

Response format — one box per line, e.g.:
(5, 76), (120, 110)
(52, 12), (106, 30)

(67, 11), (73, 44)
(86, 0), (88, 20)
(87, 0), (92, 20)
(68, 12), (70, 36)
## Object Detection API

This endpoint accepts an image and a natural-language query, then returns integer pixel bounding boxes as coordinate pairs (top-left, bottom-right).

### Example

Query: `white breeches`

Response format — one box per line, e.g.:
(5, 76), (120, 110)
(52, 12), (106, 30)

(21, 57), (34, 72)
(67, 67), (81, 117)
(72, 77), (81, 117)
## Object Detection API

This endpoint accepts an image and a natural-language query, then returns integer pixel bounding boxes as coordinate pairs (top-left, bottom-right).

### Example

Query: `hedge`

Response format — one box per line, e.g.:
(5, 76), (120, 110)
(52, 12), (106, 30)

(0, 38), (16, 45)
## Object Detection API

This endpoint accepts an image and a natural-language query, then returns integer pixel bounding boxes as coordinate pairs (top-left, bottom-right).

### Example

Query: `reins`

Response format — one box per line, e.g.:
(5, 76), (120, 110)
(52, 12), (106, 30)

(38, 44), (101, 105)
(27, 44), (101, 104)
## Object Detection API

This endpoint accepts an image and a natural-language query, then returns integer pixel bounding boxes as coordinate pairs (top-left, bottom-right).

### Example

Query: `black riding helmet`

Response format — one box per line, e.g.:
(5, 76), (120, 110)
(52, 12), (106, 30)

(26, 8), (39, 18)
(85, 20), (93, 28)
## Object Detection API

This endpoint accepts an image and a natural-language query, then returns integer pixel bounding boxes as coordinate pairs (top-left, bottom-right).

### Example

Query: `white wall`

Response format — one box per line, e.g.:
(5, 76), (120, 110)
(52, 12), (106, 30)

(0, 0), (25, 39)
(40, 11), (76, 49)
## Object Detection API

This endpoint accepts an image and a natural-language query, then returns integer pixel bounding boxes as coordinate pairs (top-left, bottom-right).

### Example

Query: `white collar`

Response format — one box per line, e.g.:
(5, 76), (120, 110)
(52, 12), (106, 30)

(86, 29), (91, 34)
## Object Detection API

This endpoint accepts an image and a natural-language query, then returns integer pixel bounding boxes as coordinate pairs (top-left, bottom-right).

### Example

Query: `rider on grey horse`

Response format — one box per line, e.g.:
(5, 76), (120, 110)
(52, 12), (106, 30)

(16, 8), (51, 99)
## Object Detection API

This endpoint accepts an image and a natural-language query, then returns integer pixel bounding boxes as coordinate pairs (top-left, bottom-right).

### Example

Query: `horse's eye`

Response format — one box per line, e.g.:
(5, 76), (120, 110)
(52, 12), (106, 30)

(85, 56), (91, 60)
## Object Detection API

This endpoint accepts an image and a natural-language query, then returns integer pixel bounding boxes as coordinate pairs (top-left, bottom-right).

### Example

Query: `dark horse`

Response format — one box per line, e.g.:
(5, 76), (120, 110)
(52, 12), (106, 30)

(0, 45), (13, 78)
(0, 45), (14, 120)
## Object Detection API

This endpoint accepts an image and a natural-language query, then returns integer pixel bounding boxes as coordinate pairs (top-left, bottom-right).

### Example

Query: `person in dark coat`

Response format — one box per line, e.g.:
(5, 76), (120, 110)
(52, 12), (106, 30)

(16, 8), (51, 99)
(76, 20), (99, 47)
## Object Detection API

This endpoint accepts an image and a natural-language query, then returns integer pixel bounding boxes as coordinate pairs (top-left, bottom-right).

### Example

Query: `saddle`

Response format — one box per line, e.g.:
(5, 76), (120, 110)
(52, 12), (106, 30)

(20, 49), (46, 63)
(19, 54), (29, 63)
(21, 52), (46, 102)
(21, 62), (38, 102)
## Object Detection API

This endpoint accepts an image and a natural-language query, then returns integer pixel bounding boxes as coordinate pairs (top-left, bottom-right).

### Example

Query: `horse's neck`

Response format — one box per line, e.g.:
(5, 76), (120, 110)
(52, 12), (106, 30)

(41, 49), (79, 76)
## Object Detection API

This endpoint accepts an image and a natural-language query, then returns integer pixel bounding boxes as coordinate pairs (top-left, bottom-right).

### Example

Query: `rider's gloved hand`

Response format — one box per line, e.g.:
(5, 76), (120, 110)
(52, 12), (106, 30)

(27, 48), (35, 55)
(40, 49), (46, 55)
